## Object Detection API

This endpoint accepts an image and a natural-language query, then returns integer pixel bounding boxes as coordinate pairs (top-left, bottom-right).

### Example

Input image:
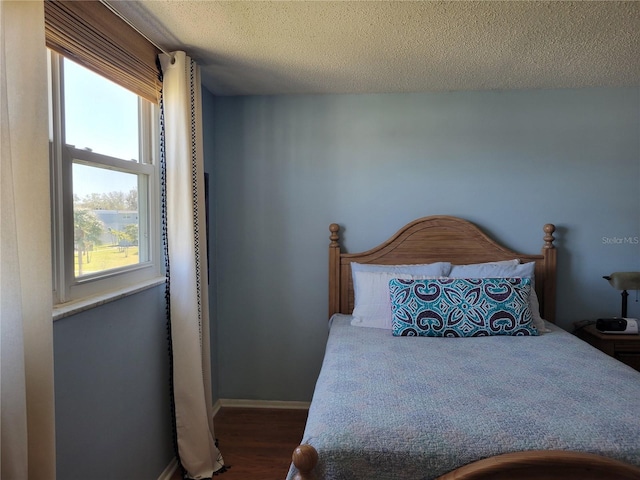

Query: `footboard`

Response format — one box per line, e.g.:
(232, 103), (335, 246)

(437, 450), (640, 479)
(291, 444), (640, 480)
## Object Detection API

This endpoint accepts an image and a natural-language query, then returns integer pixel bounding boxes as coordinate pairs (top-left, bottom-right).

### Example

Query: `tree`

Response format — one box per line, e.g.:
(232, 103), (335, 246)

(124, 189), (138, 211)
(123, 223), (138, 246)
(109, 223), (138, 257)
(121, 223), (138, 257)
(74, 209), (104, 275)
(75, 189), (138, 211)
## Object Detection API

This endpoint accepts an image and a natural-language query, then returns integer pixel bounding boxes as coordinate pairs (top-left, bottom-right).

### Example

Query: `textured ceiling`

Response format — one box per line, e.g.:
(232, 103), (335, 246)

(108, 1), (640, 96)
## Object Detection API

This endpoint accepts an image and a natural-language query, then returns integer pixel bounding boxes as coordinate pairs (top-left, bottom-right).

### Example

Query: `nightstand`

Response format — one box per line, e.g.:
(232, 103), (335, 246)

(575, 324), (640, 372)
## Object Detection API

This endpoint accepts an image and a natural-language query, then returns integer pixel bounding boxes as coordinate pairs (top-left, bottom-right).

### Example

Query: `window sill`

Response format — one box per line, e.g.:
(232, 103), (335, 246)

(52, 276), (166, 321)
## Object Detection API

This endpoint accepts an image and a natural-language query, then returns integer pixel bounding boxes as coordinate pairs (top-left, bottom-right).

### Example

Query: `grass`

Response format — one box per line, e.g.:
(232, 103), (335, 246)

(75, 244), (139, 277)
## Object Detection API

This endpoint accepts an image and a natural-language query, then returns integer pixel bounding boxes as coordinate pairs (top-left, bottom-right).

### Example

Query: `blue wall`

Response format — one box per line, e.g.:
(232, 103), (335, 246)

(206, 87), (640, 402)
(53, 285), (173, 479)
(202, 86), (220, 403)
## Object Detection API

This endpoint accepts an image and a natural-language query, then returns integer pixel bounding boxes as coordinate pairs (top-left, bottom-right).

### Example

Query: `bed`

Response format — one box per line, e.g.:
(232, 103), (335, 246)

(287, 215), (640, 480)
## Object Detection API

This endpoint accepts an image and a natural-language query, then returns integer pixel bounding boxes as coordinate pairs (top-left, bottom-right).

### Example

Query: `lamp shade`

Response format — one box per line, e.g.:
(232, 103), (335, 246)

(604, 272), (640, 291)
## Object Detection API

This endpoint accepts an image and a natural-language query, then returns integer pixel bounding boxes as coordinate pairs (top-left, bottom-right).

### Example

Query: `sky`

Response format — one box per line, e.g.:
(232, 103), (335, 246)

(64, 58), (140, 198)
(72, 164), (137, 200)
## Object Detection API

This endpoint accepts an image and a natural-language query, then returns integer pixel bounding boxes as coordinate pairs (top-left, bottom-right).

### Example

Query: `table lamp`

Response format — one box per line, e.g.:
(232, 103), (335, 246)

(603, 272), (640, 317)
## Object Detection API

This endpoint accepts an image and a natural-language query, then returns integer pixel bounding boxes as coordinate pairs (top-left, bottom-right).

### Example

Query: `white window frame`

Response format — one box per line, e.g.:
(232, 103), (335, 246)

(49, 50), (162, 307)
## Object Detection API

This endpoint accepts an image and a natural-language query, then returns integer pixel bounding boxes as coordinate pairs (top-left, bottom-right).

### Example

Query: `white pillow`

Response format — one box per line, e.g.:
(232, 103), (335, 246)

(352, 261), (452, 275)
(351, 262), (452, 329)
(448, 259), (520, 277)
(449, 260), (548, 333)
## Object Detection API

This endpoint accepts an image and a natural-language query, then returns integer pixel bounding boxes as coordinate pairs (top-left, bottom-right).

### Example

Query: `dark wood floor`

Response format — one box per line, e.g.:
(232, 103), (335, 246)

(171, 407), (308, 480)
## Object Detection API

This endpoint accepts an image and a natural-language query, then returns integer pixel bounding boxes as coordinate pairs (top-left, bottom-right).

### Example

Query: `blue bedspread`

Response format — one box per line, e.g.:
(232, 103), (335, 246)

(286, 315), (640, 480)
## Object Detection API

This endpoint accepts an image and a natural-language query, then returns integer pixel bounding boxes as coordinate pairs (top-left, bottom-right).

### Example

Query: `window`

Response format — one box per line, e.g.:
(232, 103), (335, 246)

(49, 51), (161, 305)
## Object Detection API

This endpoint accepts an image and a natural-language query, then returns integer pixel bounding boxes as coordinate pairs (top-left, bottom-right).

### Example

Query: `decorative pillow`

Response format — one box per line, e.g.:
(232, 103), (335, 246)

(389, 277), (538, 337)
(351, 262), (452, 329)
(449, 261), (547, 333)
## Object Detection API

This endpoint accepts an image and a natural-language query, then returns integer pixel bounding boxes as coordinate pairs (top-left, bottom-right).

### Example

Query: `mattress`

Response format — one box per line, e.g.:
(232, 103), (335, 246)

(287, 315), (640, 480)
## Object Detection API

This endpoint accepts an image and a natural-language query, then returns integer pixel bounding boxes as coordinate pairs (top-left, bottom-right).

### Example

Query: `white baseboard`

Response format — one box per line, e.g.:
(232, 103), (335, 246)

(212, 398), (222, 417)
(157, 457), (178, 480)
(216, 398), (310, 412)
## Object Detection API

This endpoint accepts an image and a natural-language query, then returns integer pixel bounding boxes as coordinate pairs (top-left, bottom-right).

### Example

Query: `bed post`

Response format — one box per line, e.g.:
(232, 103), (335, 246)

(542, 224), (557, 323)
(329, 223), (341, 318)
(292, 444), (319, 480)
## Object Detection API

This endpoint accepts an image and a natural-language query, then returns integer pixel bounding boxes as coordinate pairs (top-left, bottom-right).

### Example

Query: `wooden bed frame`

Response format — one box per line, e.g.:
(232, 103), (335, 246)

(290, 216), (640, 480)
(329, 215), (557, 323)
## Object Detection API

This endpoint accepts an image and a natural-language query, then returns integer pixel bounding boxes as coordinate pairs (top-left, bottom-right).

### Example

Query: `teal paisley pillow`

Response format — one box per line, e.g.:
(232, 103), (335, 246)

(389, 277), (538, 337)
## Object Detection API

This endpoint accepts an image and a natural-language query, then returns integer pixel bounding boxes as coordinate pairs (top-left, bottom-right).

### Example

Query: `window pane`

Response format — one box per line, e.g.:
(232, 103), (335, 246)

(64, 58), (139, 161)
(73, 163), (146, 277)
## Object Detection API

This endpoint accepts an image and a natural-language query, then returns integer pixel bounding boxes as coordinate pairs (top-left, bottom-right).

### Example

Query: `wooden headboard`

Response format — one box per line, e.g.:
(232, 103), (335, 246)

(329, 215), (557, 323)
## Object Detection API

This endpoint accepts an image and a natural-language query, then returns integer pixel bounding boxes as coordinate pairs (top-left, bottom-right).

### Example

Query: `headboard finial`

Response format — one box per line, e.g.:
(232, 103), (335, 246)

(329, 223), (340, 248)
(543, 224), (556, 249)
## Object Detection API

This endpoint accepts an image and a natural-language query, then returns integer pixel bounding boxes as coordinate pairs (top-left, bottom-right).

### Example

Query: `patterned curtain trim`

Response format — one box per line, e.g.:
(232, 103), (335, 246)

(159, 80), (182, 476)
(189, 58), (205, 350)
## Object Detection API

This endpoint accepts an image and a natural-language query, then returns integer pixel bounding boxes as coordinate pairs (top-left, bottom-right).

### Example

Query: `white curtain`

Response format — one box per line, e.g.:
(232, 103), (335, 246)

(159, 51), (224, 478)
(0, 2), (56, 479)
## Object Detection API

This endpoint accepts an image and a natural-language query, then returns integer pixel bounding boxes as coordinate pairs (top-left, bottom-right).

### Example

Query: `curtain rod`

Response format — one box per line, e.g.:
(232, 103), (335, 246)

(100, 0), (175, 61)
